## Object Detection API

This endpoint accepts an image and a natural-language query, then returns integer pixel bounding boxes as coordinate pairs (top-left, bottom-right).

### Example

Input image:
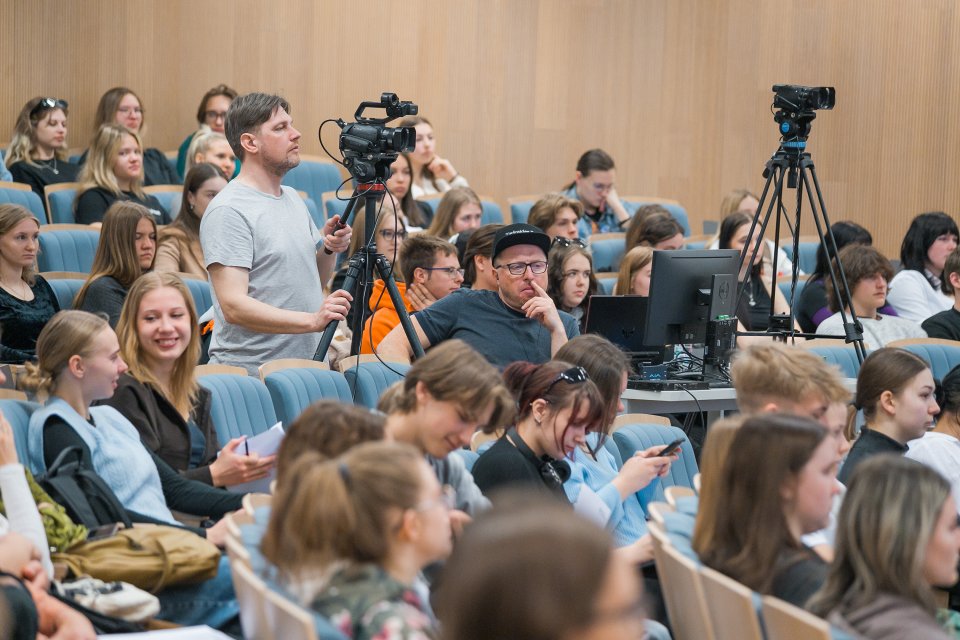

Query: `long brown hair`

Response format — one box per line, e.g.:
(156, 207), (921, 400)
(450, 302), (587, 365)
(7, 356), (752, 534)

(554, 334), (630, 434)
(170, 163), (227, 245)
(854, 348), (929, 423)
(0, 204), (41, 285)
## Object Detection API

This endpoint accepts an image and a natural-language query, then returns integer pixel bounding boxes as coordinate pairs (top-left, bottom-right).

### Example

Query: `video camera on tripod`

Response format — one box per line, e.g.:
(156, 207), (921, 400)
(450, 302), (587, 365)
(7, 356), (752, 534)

(336, 93), (418, 183)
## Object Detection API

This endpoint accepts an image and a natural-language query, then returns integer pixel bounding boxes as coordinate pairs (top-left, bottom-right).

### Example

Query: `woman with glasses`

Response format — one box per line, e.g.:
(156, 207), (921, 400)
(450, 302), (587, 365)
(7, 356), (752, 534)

(528, 193), (584, 240)
(176, 85), (239, 180)
(84, 87), (180, 186)
(546, 240), (598, 330)
(561, 149), (632, 238)
(425, 187), (483, 240)
(261, 441), (451, 639)
(5, 97), (81, 205)
(473, 360), (605, 500)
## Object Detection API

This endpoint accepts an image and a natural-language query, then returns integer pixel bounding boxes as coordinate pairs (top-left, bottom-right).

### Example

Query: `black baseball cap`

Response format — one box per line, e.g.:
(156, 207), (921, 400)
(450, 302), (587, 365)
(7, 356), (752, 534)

(491, 224), (551, 262)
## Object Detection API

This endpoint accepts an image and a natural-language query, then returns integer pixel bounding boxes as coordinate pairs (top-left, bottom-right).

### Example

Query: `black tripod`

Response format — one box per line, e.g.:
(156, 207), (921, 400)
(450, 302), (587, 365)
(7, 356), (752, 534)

(313, 182), (425, 362)
(735, 142), (867, 364)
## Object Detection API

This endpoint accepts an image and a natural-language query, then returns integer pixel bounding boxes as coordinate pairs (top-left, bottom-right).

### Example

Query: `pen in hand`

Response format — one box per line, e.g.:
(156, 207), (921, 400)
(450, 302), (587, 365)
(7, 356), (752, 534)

(244, 438), (249, 456)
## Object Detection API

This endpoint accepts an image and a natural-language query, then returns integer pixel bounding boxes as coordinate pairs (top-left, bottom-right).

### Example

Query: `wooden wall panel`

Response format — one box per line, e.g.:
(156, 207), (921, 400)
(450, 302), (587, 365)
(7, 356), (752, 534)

(3, 0), (960, 258)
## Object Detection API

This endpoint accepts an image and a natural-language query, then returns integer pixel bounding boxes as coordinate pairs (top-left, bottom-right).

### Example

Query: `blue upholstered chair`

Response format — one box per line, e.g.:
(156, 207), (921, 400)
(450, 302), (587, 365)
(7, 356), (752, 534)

(196, 370), (278, 442)
(260, 360), (354, 425)
(143, 185), (182, 219)
(623, 198), (691, 236)
(0, 399), (39, 464)
(0, 182), (46, 223)
(612, 423), (699, 503)
(507, 195), (540, 225)
(417, 195), (504, 225)
(37, 225), (99, 273)
(322, 190), (350, 222)
(596, 275), (617, 295)
(451, 448), (480, 473)
(42, 276), (85, 309)
(589, 233), (627, 272)
(777, 278), (809, 305)
(281, 157), (345, 212)
(891, 340), (960, 381)
(339, 357), (411, 409)
(45, 183), (80, 224)
(180, 276), (213, 315)
(807, 345), (864, 378)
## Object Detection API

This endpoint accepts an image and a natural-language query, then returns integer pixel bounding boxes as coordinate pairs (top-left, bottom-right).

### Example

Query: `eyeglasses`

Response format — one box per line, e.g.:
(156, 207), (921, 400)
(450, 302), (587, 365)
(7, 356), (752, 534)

(545, 366), (589, 395)
(423, 266), (465, 278)
(29, 98), (68, 119)
(204, 110), (228, 121)
(416, 485), (456, 512)
(378, 229), (407, 242)
(495, 261), (548, 276)
(551, 236), (587, 249)
(117, 106), (143, 115)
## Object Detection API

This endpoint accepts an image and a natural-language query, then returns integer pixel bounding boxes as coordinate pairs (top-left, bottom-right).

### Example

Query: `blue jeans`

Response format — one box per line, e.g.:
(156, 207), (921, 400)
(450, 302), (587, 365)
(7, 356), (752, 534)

(156, 555), (240, 636)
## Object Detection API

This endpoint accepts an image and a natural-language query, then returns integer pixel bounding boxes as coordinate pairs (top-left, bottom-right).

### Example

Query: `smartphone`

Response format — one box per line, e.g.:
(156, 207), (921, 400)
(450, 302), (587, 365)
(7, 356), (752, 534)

(657, 438), (685, 457)
(86, 522), (123, 542)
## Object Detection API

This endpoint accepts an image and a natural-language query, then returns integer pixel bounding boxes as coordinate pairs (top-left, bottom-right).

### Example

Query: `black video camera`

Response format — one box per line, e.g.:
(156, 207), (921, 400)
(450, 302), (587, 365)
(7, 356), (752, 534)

(772, 84), (835, 113)
(337, 93), (418, 183)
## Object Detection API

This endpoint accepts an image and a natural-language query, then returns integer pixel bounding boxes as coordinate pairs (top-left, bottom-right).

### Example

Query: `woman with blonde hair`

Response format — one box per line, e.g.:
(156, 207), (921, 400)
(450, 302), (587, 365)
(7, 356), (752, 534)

(74, 124), (168, 225)
(262, 441), (450, 638)
(5, 97), (80, 204)
(86, 86), (179, 186)
(397, 115), (469, 198)
(712, 187), (799, 277)
(104, 272), (273, 486)
(0, 205), (58, 363)
(614, 246), (654, 296)
(808, 456), (960, 639)
(184, 128), (236, 180)
(154, 163), (227, 277)
(425, 186), (483, 240)
(74, 201), (157, 327)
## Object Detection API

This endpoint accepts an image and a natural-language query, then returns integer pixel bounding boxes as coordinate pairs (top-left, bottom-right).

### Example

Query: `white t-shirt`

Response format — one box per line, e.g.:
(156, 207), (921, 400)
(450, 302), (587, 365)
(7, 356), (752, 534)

(906, 431), (960, 514)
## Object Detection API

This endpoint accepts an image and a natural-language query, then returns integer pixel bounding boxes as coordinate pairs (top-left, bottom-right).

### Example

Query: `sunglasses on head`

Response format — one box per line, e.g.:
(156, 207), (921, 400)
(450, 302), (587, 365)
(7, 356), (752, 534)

(29, 98), (68, 120)
(545, 366), (589, 395)
(551, 236), (587, 249)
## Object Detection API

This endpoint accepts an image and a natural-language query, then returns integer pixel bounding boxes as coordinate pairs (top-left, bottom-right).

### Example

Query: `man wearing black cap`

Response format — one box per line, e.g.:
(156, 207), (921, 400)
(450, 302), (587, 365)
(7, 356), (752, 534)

(378, 223), (580, 367)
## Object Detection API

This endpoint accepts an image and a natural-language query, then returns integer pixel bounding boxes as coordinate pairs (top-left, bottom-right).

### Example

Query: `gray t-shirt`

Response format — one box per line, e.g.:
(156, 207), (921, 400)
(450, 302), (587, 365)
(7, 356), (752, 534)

(415, 289), (580, 368)
(200, 181), (324, 374)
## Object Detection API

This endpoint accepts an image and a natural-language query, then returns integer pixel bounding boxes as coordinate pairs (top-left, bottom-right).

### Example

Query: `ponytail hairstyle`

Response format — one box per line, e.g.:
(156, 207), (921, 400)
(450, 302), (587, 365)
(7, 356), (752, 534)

(554, 334), (630, 434)
(261, 441), (424, 582)
(502, 360), (605, 456)
(853, 348), (930, 423)
(21, 310), (109, 397)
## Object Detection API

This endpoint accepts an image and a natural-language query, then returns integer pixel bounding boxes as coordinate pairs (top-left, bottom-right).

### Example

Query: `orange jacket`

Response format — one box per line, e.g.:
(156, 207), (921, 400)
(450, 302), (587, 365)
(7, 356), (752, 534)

(360, 279), (414, 354)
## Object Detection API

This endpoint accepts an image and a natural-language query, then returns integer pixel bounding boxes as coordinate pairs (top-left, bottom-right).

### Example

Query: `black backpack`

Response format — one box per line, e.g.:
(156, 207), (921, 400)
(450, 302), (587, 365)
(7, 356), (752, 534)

(37, 447), (133, 530)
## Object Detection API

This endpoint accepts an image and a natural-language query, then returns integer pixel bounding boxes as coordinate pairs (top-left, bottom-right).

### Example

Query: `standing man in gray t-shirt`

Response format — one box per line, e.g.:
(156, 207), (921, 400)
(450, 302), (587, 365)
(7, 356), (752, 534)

(200, 93), (353, 374)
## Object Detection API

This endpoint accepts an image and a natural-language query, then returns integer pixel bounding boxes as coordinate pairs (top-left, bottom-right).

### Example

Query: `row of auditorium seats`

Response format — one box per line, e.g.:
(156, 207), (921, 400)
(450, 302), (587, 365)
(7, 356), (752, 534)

(34, 271), (212, 316)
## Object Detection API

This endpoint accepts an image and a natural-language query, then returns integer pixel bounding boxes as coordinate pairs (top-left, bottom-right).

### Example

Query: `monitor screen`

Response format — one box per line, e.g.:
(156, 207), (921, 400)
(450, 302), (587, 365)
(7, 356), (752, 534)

(642, 249), (740, 346)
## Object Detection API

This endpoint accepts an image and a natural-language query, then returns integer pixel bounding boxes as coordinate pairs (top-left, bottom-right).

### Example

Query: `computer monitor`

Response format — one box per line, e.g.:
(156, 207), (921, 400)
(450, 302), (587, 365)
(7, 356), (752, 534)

(583, 295), (670, 365)
(642, 249), (740, 346)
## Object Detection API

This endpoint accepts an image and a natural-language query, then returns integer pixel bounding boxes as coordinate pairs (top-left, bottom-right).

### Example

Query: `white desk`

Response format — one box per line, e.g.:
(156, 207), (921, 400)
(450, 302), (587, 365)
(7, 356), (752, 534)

(621, 386), (738, 417)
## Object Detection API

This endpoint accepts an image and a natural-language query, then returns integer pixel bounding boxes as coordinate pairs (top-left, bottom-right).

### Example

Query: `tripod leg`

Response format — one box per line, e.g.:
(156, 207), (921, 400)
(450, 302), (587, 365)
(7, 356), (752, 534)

(373, 254), (426, 359)
(314, 253), (368, 361)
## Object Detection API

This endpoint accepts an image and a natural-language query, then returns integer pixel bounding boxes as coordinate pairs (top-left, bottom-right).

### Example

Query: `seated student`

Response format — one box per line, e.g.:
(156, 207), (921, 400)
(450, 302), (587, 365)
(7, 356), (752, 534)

(74, 202), (157, 328)
(461, 223), (501, 291)
(527, 193), (584, 240)
(24, 310), (242, 543)
(614, 245), (654, 296)
(105, 272), (273, 486)
(693, 414), (841, 607)
(177, 84), (239, 179)
(817, 245), (926, 347)
(796, 221), (876, 333)
(922, 246), (960, 340)
(154, 163), (228, 277)
(386, 152), (432, 229)
(561, 149), (632, 238)
(625, 211), (685, 252)
(381, 340), (513, 516)
(546, 240), (598, 330)
(261, 442), (449, 638)
(435, 496), (665, 640)
(555, 335), (676, 558)
(84, 87), (179, 186)
(472, 360), (605, 500)
(397, 116), (469, 198)
(183, 129), (236, 181)
(74, 124), (169, 226)
(0, 205), (58, 364)
(713, 187), (799, 278)
(5, 97), (80, 205)
(378, 224), (580, 367)
(887, 211), (959, 323)
(906, 365), (960, 512)
(839, 348), (939, 484)
(808, 457), (960, 639)
(362, 235), (461, 354)
(424, 187), (483, 240)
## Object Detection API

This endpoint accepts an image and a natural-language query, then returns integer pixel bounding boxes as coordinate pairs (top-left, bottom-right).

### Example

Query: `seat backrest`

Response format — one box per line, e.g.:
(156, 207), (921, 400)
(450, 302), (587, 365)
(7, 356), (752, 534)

(179, 276), (213, 315)
(229, 558), (274, 640)
(650, 522), (716, 640)
(451, 448), (479, 472)
(44, 278), (85, 310)
(699, 566), (765, 640)
(777, 278), (808, 303)
(341, 360), (411, 409)
(807, 346), (863, 379)
(144, 185), (182, 219)
(0, 182), (46, 222)
(45, 182), (81, 224)
(596, 273), (617, 295)
(588, 233), (626, 272)
(197, 374), (279, 442)
(612, 424), (699, 501)
(795, 242), (819, 274)
(37, 226), (99, 273)
(263, 367), (353, 425)
(506, 195), (543, 225)
(0, 399), (39, 464)
(281, 157), (345, 212)
(623, 197), (691, 236)
(301, 196), (324, 231)
(897, 343), (960, 381)
(264, 587), (322, 640)
(322, 190), (350, 222)
(761, 595), (832, 640)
